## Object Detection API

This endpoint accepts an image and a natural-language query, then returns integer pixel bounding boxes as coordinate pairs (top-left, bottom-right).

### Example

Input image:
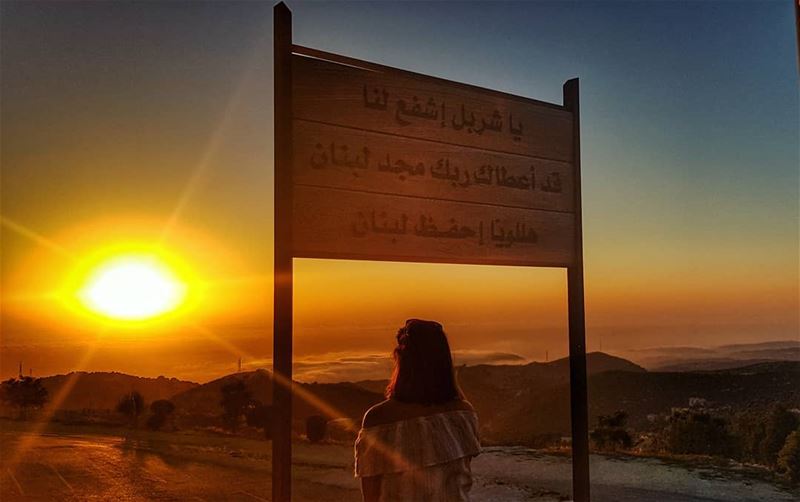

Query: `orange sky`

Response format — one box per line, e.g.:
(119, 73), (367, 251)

(1, 2), (797, 383)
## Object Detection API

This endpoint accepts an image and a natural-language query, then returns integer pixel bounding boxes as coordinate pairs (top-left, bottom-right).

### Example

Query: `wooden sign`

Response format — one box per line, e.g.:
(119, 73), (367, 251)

(291, 53), (577, 267)
(294, 56), (573, 160)
(293, 185), (575, 266)
(273, 5), (590, 501)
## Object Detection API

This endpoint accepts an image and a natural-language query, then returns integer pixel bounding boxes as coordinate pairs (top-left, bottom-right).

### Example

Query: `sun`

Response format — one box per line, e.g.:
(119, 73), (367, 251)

(78, 254), (187, 321)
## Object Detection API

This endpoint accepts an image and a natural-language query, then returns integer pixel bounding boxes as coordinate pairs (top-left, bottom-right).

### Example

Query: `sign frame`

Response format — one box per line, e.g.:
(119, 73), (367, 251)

(272, 3), (590, 501)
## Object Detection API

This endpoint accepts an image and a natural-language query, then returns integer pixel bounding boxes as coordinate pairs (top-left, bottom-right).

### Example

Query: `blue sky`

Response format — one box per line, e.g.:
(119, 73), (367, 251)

(1, 1), (797, 380)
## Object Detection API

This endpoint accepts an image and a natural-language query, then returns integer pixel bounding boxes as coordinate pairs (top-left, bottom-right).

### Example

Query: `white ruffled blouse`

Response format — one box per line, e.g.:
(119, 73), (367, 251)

(354, 409), (481, 501)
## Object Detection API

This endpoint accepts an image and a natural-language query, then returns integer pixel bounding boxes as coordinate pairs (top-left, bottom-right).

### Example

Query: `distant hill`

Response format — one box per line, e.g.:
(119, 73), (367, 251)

(352, 353), (647, 442)
(36, 372), (198, 411)
(17, 352), (798, 446)
(654, 358), (797, 372)
(481, 361), (800, 443)
(627, 340), (800, 372)
(409, 354), (795, 444)
(457, 352), (646, 442)
(169, 353), (641, 433)
(169, 369), (384, 431)
(585, 361), (800, 429)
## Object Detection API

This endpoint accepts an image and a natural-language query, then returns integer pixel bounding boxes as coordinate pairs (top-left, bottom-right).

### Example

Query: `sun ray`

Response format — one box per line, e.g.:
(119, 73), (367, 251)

(189, 322), (259, 361)
(3, 336), (102, 471)
(0, 216), (74, 260)
(159, 30), (268, 244)
(268, 365), (417, 474)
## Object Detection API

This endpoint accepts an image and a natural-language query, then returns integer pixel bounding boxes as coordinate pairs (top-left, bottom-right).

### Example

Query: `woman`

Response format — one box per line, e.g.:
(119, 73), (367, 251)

(355, 319), (481, 501)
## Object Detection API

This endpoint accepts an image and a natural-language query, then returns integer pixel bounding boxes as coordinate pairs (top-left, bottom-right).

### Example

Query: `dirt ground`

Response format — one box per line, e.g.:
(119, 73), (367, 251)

(0, 421), (796, 501)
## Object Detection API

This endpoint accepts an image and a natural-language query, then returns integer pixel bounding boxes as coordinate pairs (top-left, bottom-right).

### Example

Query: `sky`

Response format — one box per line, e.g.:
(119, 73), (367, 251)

(1, 1), (797, 383)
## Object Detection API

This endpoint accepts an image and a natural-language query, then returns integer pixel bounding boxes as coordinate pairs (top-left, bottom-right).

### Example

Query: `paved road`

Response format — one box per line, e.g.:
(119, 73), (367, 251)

(2, 431), (797, 501)
(473, 446), (798, 502)
(0, 432), (355, 501)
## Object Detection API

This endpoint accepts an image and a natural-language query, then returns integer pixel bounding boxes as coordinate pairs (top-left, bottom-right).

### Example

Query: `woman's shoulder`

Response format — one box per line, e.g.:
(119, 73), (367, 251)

(361, 399), (393, 428)
(361, 399), (475, 429)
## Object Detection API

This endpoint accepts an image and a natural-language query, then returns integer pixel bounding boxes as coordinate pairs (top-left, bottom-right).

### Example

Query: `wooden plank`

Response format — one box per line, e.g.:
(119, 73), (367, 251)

(272, 3), (293, 502)
(293, 55), (573, 162)
(293, 44), (567, 113)
(564, 78), (590, 502)
(292, 185), (575, 267)
(293, 120), (574, 213)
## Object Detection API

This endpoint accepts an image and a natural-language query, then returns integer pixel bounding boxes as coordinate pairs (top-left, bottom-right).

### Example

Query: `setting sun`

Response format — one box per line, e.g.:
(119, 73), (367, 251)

(58, 241), (202, 326)
(78, 254), (186, 321)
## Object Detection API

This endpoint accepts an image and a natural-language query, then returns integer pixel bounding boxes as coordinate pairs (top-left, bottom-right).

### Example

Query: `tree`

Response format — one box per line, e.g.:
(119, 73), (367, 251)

(0, 377), (48, 419)
(245, 400), (273, 440)
(146, 399), (175, 431)
(116, 391), (145, 428)
(732, 408), (766, 463)
(590, 410), (632, 451)
(306, 415), (327, 443)
(666, 410), (732, 457)
(220, 379), (251, 432)
(777, 429), (800, 484)
(759, 405), (799, 467)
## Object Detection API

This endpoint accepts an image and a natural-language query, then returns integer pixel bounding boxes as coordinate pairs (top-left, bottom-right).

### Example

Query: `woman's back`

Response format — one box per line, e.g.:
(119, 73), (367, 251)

(355, 319), (481, 501)
(355, 399), (480, 501)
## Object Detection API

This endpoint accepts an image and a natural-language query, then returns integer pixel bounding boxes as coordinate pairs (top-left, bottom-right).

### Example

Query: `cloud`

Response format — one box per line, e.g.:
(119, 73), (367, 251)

(452, 350), (527, 366)
(288, 349), (528, 383)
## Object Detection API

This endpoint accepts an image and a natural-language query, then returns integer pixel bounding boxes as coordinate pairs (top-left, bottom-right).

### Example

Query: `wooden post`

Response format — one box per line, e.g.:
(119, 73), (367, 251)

(795, 0), (799, 69)
(564, 78), (590, 502)
(272, 3), (293, 502)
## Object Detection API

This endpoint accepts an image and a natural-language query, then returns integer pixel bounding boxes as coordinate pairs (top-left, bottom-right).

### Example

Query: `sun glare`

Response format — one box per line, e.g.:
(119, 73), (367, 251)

(77, 254), (187, 321)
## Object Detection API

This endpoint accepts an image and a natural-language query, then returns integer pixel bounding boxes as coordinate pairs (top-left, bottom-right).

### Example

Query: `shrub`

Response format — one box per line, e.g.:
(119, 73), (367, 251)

(777, 429), (800, 483)
(0, 377), (48, 419)
(116, 391), (145, 428)
(760, 405), (799, 467)
(590, 411), (632, 451)
(666, 410), (732, 457)
(306, 415), (327, 443)
(146, 399), (175, 431)
(245, 401), (273, 440)
(219, 379), (251, 432)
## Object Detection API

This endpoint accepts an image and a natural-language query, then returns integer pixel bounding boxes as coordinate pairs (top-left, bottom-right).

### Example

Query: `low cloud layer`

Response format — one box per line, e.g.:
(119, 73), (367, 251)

(286, 349), (527, 383)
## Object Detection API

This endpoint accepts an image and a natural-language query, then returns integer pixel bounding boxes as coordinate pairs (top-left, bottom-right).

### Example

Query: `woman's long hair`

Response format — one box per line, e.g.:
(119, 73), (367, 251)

(385, 319), (461, 405)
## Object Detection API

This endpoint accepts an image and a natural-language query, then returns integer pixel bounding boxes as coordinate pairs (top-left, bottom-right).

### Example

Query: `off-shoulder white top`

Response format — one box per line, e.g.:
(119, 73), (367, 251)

(354, 409), (481, 501)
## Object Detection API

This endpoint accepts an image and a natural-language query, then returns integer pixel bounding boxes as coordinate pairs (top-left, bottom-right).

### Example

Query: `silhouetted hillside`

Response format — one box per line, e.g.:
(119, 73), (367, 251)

(21, 355), (798, 447)
(628, 340), (800, 371)
(586, 361), (800, 428)
(482, 361), (800, 443)
(458, 352), (644, 441)
(37, 372), (198, 411)
(350, 353), (647, 442)
(169, 369), (384, 430)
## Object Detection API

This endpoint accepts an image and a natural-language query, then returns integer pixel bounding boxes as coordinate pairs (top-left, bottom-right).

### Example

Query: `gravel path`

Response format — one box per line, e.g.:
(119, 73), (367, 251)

(2, 429), (796, 501)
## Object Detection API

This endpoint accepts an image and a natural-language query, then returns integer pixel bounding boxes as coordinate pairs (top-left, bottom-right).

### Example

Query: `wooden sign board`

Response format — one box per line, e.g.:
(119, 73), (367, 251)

(273, 5), (589, 501)
(294, 185), (575, 266)
(291, 54), (577, 267)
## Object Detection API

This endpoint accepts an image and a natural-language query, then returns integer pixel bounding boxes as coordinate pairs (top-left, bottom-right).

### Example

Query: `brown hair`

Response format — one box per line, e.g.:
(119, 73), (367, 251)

(385, 319), (460, 406)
